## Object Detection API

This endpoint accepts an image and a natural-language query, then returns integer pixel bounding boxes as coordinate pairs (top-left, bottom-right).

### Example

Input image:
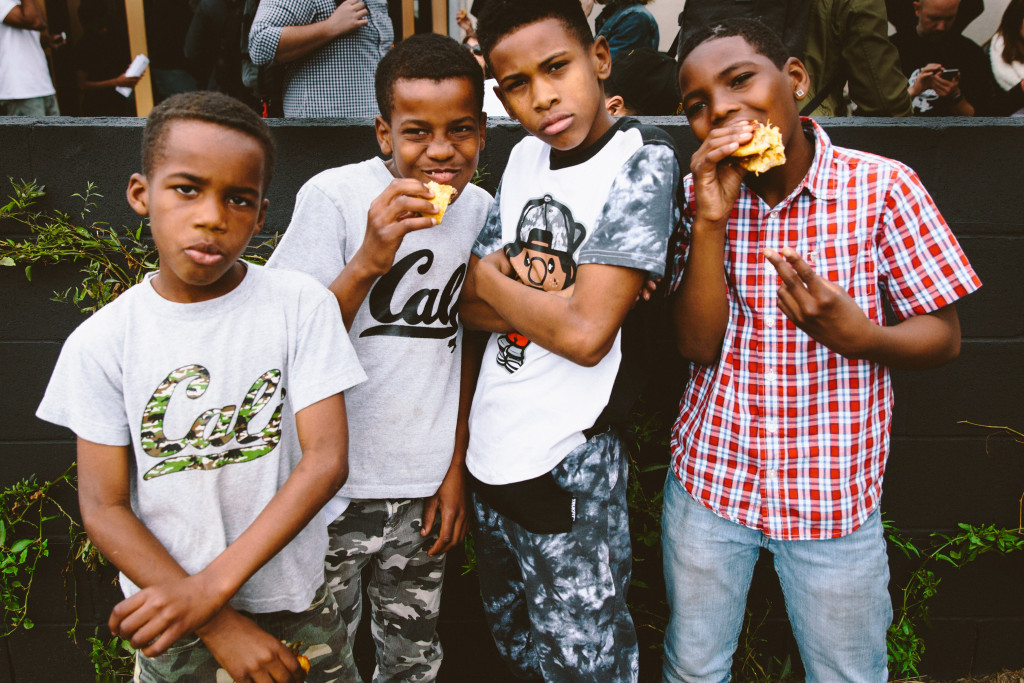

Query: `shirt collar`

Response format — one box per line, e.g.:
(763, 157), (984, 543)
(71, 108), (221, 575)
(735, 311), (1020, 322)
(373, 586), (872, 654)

(798, 117), (839, 202)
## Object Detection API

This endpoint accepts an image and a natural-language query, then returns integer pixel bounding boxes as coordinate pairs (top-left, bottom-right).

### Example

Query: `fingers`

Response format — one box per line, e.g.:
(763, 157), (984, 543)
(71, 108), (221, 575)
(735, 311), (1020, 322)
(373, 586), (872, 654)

(693, 121), (758, 168)
(140, 626), (187, 658)
(265, 650), (302, 683)
(763, 247), (815, 312)
(420, 497), (438, 539)
(428, 505), (464, 556)
(762, 247), (798, 284)
(640, 278), (658, 302)
(775, 277), (802, 324)
(381, 179), (438, 218)
(778, 247), (820, 288)
(109, 592), (154, 641)
(763, 247), (819, 287)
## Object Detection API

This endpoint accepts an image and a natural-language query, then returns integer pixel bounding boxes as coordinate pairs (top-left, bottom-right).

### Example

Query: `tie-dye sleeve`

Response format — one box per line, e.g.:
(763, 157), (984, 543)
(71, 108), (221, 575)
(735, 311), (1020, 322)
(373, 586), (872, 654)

(667, 176), (696, 294)
(471, 181), (505, 259)
(578, 142), (679, 278)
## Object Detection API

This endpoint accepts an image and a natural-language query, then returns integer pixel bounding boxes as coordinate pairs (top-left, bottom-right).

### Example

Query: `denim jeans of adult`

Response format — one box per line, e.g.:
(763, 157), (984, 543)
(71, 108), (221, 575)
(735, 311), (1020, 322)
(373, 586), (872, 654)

(660, 474), (891, 683)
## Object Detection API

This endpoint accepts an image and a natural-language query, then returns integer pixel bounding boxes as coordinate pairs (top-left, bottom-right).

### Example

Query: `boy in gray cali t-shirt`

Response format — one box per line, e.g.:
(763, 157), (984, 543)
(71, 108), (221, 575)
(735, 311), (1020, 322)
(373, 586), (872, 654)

(37, 92), (366, 681)
(266, 35), (493, 679)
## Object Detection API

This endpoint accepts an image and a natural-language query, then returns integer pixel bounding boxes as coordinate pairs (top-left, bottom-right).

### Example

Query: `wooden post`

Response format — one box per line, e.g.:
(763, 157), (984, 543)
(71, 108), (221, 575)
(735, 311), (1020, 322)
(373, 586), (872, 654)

(431, 0), (447, 35)
(402, 0), (414, 39)
(123, 0), (153, 116)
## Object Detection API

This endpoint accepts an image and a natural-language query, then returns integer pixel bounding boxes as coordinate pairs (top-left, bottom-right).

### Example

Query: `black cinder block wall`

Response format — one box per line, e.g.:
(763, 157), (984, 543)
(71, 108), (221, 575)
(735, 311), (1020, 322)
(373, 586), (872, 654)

(1, 116), (1021, 681)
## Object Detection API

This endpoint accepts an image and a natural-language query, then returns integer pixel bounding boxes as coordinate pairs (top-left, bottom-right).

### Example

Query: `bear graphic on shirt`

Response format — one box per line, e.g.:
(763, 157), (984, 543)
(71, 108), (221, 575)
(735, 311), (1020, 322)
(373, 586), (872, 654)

(496, 195), (587, 374)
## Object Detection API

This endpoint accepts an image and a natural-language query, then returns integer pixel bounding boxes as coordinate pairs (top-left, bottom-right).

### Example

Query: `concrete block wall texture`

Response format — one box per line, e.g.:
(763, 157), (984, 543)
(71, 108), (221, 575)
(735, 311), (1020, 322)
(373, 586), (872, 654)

(1, 116), (1022, 681)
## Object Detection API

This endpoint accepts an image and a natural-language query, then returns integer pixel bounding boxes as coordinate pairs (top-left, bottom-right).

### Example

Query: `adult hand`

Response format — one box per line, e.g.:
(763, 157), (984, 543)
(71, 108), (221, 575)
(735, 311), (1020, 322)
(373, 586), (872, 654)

(909, 63), (942, 97)
(326, 0), (370, 37)
(456, 9), (474, 37)
(690, 120), (755, 226)
(199, 608), (305, 683)
(421, 463), (468, 556)
(114, 72), (142, 89)
(108, 574), (224, 656)
(763, 247), (877, 359)
(931, 71), (960, 99)
(356, 178), (437, 275)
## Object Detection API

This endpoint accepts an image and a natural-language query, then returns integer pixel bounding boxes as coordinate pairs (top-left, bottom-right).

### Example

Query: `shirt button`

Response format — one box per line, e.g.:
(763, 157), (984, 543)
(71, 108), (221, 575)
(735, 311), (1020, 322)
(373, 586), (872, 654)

(769, 211), (779, 219)
(765, 418), (779, 434)
(766, 469), (778, 482)
(766, 369), (777, 383)
(765, 315), (776, 328)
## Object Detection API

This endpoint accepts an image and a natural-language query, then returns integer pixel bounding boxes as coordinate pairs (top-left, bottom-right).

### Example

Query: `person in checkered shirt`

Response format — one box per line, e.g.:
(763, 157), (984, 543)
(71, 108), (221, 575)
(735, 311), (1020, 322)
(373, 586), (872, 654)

(664, 18), (981, 683)
(248, 0), (392, 118)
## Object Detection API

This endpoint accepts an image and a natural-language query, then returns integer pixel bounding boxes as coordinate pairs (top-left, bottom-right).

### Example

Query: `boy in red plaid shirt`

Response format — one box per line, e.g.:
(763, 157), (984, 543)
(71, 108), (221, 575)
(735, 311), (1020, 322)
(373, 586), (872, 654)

(664, 18), (981, 683)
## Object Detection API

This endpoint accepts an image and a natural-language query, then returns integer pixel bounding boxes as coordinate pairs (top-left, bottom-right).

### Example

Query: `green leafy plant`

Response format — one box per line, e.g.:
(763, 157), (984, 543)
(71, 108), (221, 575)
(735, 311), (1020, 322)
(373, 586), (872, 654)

(885, 422), (1024, 679)
(731, 602), (795, 682)
(0, 179), (156, 313)
(0, 464), (84, 635)
(86, 630), (136, 682)
(0, 177), (278, 314)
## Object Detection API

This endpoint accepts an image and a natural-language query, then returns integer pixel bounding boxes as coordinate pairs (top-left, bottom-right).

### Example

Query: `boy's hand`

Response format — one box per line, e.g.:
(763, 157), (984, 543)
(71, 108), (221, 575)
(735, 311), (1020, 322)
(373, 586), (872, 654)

(691, 121), (756, 225)
(421, 462), (468, 556)
(478, 248), (514, 279)
(763, 247), (878, 358)
(198, 608), (306, 682)
(635, 278), (659, 305)
(109, 574), (224, 656)
(357, 179), (439, 275)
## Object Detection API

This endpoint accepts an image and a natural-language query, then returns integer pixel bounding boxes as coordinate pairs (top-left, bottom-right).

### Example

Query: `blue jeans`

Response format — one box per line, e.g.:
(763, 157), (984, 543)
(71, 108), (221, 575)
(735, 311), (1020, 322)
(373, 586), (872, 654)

(660, 474), (891, 683)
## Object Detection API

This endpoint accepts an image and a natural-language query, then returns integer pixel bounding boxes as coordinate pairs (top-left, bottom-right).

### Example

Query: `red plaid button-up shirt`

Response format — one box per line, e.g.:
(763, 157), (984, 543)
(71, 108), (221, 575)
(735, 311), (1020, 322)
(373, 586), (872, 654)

(669, 120), (981, 540)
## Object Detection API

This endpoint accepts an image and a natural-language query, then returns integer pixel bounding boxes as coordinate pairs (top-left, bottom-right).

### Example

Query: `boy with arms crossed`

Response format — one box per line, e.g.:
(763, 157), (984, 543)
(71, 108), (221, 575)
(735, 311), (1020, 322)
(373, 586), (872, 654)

(36, 92), (366, 682)
(266, 34), (492, 681)
(461, 0), (677, 679)
(665, 19), (980, 682)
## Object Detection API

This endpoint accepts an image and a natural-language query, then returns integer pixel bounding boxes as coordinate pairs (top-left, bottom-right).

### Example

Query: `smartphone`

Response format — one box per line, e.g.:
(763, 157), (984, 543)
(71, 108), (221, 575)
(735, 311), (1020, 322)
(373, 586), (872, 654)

(940, 68), (960, 79)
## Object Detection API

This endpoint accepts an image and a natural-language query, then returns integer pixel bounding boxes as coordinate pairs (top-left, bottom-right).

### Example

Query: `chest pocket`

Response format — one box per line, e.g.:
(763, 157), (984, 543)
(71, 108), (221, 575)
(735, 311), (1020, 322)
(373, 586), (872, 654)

(798, 205), (879, 318)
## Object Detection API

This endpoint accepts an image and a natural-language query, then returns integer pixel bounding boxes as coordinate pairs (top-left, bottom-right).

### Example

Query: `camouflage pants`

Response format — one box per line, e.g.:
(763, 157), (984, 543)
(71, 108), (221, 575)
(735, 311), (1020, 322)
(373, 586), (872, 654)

(471, 430), (639, 682)
(134, 582), (356, 682)
(325, 499), (445, 682)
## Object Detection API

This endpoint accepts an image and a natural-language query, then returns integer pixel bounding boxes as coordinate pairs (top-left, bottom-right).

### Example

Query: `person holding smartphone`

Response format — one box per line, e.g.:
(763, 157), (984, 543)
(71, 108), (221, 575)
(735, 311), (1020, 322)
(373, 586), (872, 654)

(890, 0), (995, 116)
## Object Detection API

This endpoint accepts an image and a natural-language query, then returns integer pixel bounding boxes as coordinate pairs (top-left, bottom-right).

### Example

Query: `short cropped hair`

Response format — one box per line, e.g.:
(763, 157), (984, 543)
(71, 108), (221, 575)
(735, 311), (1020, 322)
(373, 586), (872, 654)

(142, 92), (276, 192)
(677, 17), (790, 70)
(374, 33), (485, 122)
(476, 0), (593, 65)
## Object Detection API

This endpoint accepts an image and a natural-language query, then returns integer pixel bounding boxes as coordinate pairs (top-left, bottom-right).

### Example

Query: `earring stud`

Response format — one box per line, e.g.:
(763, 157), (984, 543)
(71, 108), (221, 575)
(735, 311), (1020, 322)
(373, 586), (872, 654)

(796, 89), (806, 99)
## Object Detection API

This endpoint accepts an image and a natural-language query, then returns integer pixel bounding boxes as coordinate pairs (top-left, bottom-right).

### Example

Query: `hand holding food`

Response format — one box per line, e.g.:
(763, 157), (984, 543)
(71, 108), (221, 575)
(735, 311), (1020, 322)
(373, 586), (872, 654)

(731, 121), (786, 175)
(422, 181), (457, 222)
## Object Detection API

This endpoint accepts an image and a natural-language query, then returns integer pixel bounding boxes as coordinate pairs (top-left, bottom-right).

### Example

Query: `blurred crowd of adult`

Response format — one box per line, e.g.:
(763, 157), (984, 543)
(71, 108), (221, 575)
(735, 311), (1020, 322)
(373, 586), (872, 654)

(1, 0), (1023, 118)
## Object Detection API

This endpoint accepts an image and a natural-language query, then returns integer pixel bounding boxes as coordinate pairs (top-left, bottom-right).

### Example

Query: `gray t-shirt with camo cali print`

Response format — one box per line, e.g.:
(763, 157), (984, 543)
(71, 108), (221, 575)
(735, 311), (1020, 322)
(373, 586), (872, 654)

(37, 265), (365, 613)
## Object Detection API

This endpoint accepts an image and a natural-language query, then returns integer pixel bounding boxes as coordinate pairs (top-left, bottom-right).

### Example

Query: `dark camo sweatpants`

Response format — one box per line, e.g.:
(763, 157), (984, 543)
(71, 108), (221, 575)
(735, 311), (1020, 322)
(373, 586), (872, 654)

(325, 498), (445, 682)
(471, 430), (639, 682)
